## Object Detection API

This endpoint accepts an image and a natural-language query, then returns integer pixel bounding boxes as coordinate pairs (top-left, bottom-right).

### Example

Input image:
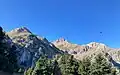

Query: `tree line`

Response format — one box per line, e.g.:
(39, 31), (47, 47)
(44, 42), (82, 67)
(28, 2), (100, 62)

(25, 54), (117, 75)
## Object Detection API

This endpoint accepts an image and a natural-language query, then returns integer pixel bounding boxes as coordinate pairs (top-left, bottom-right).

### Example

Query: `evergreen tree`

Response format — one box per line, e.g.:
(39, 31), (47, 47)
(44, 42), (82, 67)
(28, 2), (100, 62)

(53, 60), (62, 75)
(0, 26), (6, 70)
(78, 57), (92, 75)
(59, 54), (70, 75)
(0, 26), (18, 73)
(65, 55), (79, 75)
(32, 55), (53, 75)
(25, 52), (118, 75)
(59, 55), (79, 75)
(90, 53), (113, 75)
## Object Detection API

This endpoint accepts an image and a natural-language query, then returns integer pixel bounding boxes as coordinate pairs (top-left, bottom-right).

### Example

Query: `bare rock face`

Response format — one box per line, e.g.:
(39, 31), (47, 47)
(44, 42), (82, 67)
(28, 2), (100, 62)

(7, 27), (62, 68)
(86, 42), (106, 49)
(8, 27), (31, 34)
(53, 38), (120, 64)
(53, 38), (68, 46)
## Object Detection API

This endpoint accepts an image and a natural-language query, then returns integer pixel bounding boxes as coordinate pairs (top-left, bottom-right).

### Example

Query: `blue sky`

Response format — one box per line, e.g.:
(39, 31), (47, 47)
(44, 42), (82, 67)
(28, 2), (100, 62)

(0, 0), (120, 48)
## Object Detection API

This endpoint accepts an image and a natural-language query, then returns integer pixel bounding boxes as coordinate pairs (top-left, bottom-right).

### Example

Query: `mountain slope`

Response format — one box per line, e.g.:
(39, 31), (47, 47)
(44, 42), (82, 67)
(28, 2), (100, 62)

(7, 27), (62, 68)
(6, 27), (120, 69)
(53, 38), (120, 64)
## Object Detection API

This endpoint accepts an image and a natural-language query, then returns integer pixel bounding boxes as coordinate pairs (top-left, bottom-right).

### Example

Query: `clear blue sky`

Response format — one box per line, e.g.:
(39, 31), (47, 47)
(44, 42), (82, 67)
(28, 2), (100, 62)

(0, 0), (120, 48)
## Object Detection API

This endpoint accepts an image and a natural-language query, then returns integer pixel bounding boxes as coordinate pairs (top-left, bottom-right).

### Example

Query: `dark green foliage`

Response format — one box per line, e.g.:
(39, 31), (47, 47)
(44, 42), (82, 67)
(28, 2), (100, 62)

(78, 53), (116, 75)
(0, 26), (18, 73)
(59, 54), (79, 75)
(32, 55), (53, 75)
(78, 54), (117, 75)
(25, 53), (117, 75)
(25, 55), (62, 75)
(53, 60), (62, 75)
(78, 57), (92, 75)
(65, 55), (79, 75)
(59, 54), (71, 75)
(90, 54), (113, 75)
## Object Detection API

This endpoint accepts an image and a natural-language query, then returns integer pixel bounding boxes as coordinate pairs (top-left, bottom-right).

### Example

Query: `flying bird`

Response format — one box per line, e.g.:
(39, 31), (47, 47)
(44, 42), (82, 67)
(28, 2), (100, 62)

(100, 32), (102, 34)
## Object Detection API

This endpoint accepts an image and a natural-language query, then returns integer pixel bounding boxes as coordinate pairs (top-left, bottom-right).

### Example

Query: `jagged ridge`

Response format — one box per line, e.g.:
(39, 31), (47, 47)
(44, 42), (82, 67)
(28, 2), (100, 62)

(53, 38), (120, 63)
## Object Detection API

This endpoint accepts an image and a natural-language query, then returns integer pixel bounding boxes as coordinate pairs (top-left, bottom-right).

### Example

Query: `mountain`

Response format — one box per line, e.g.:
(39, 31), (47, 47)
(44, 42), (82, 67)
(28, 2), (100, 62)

(7, 27), (62, 68)
(2, 26), (120, 74)
(6, 27), (120, 69)
(53, 38), (120, 66)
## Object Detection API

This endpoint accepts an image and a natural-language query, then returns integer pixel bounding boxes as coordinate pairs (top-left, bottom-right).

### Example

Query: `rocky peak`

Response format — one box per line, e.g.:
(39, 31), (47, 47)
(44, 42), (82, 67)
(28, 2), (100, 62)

(86, 42), (106, 48)
(53, 38), (68, 45)
(10, 27), (31, 34)
(7, 27), (32, 39)
(53, 39), (109, 59)
(56, 38), (66, 43)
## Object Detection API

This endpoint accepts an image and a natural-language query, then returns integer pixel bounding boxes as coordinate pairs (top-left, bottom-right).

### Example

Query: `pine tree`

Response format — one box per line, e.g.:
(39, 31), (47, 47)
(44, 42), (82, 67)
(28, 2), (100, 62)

(78, 57), (92, 75)
(59, 55), (79, 75)
(32, 55), (53, 75)
(53, 60), (62, 75)
(65, 55), (79, 75)
(59, 54), (68, 75)
(0, 26), (18, 73)
(90, 53), (113, 75)
(0, 26), (6, 70)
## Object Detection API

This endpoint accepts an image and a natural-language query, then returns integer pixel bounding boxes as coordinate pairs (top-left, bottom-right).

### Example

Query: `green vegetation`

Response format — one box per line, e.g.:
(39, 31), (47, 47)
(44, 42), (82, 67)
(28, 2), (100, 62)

(59, 54), (79, 75)
(25, 53), (117, 75)
(78, 57), (92, 75)
(90, 54), (112, 75)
